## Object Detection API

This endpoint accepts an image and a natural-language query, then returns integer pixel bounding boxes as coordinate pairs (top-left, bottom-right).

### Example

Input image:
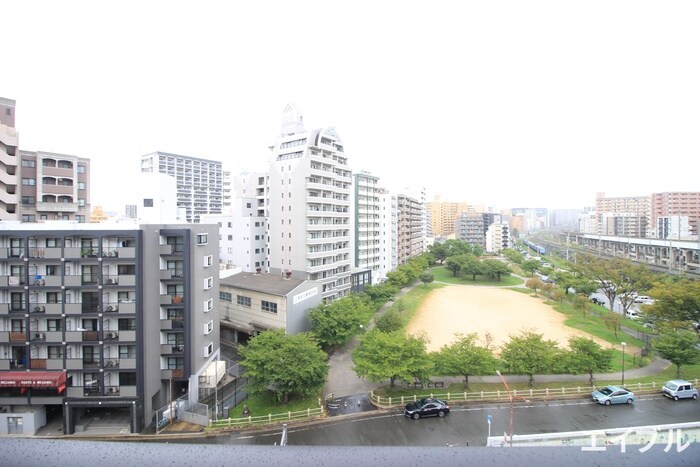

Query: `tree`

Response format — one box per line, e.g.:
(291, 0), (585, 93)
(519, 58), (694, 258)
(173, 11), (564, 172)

(419, 271), (434, 286)
(309, 295), (369, 350)
(460, 254), (483, 281)
(644, 280), (700, 327)
(435, 333), (496, 388)
(500, 331), (559, 387)
(572, 293), (590, 318)
(575, 255), (654, 314)
(428, 242), (449, 264)
(375, 308), (404, 333)
(525, 277), (544, 296)
(352, 330), (432, 389)
(653, 329), (700, 378)
(482, 259), (511, 281)
(521, 260), (540, 277)
(565, 336), (613, 386)
(445, 257), (462, 277)
(238, 329), (328, 404)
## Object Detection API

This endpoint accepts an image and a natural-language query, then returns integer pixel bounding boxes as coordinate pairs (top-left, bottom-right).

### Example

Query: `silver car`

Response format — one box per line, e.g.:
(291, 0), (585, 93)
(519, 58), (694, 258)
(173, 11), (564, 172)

(662, 380), (698, 401)
(592, 385), (635, 405)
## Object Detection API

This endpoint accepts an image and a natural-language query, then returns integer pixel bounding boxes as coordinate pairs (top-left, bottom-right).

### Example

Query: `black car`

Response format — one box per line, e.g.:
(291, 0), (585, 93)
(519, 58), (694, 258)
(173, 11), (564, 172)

(404, 397), (450, 420)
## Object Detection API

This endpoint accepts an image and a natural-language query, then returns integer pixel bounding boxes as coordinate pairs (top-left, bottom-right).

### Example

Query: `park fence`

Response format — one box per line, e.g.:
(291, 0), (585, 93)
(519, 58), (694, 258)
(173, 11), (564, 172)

(369, 379), (700, 409)
(208, 406), (325, 430)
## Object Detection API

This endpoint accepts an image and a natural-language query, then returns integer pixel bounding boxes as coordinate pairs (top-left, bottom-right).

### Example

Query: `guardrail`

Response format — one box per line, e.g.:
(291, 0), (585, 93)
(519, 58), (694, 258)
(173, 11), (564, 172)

(369, 380), (699, 409)
(209, 406), (325, 430)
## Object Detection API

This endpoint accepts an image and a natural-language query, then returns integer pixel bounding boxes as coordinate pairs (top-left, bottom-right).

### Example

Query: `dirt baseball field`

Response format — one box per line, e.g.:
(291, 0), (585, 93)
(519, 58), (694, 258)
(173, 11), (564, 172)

(405, 285), (612, 353)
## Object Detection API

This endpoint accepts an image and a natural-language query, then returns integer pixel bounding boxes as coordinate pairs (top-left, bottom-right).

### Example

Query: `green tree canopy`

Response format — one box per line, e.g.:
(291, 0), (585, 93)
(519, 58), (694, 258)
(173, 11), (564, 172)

(482, 259), (511, 281)
(564, 336), (613, 385)
(435, 333), (496, 388)
(238, 329), (328, 404)
(419, 271), (435, 286)
(352, 330), (432, 389)
(500, 331), (560, 387)
(645, 279), (700, 327)
(309, 294), (370, 350)
(653, 329), (700, 378)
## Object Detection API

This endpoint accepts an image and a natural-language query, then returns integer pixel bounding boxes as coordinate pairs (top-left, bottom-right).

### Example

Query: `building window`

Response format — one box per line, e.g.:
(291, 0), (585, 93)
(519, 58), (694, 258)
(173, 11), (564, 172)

(203, 255), (213, 267)
(143, 198), (154, 207)
(197, 233), (208, 245)
(237, 295), (251, 307)
(78, 182), (86, 190)
(21, 159), (36, 167)
(203, 342), (213, 357)
(119, 345), (136, 359)
(22, 178), (36, 186)
(120, 372), (137, 385)
(220, 291), (232, 302)
(76, 215), (85, 223)
(261, 300), (277, 314)
(204, 298), (213, 312)
(203, 276), (213, 289)
(118, 318), (136, 330)
(22, 215), (36, 222)
(77, 165), (86, 174)
(48, 346), (63, 359)
(204, 320), (214, 335)
(21, 196), (35, 205)
(47, 319), (62, 331)
(246, 202), (252, 208)
(79, 199), (86, 207)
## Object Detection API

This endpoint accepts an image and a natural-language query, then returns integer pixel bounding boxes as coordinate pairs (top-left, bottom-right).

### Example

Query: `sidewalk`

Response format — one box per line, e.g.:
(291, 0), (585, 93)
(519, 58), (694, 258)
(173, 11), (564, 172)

(323, 282), (672, 399)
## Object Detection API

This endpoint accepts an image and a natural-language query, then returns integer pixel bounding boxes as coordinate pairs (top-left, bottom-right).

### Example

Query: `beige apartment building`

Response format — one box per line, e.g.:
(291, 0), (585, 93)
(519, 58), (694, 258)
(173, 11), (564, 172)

(595, 192), (650, 237)
(651, 192), (700, 238)
(397, 193), (424, 265)
(426, 196), (471, 238)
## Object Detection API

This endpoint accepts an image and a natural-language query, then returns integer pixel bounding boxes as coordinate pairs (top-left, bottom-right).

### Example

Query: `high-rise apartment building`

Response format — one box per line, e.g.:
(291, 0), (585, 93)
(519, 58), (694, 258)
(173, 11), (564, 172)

(426, 196), (470, 238)
(396, 193), (424, 265)
(595, 192), (649, 237)
(354, 171), (381, 284)
(0, 222), (220, 435)
(141, 152), (223, 223)
(651, 192), (700, 238)
(377, 188), (397, 283)
(0, 97), (19, 221)
(18, 150), (91, 223)
(266, 104), (353, 303)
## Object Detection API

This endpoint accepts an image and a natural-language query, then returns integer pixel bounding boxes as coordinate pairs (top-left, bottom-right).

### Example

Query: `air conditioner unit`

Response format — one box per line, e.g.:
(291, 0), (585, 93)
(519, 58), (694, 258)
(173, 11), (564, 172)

(33, 306), (42, 312)
(36, 333), (45, 340)
(106, 332), (117, 339)
(106, 279), (114, 285)
(107, 305), (114, 312)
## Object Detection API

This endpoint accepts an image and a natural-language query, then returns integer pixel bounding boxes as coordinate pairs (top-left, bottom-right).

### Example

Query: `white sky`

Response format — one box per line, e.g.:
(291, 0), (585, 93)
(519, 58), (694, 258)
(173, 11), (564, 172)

(4, 1), (699, 212)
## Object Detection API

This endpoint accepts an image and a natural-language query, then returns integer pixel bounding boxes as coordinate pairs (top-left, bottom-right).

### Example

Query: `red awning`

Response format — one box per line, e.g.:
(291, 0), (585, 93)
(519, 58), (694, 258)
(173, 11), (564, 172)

(0, 371), (67, 390)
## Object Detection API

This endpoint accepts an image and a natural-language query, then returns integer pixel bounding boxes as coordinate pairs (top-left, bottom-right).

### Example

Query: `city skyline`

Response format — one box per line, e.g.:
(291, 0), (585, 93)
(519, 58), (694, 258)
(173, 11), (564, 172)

(3, 1), (698, 212)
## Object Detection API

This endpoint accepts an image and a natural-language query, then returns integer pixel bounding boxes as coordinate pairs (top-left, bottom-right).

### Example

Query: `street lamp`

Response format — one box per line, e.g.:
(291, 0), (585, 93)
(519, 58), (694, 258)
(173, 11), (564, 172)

(496, 370), (513, 447)
(621, 342), (627, 386)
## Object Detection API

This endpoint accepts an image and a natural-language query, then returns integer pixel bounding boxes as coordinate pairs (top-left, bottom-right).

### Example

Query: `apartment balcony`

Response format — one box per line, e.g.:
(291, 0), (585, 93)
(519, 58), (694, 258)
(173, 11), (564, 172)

(160, 318), (184, 331)
(161, 368), (185, 379)
(36, 201), (79, 213)
(161, 294), (184, 306)
(161, 343), (185, 354)
(27, 247), (63, 259)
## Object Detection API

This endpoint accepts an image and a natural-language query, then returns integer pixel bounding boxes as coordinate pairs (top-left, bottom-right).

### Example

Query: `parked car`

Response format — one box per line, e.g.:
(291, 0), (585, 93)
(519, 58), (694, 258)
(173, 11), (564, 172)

(591, 385), (636, 405)
(625, 309), (640, 320)
(634, 295), (654, 304)
(662, 380), (698, 401)
(591, 297), (605, 306)
(404, 397), (450, 420)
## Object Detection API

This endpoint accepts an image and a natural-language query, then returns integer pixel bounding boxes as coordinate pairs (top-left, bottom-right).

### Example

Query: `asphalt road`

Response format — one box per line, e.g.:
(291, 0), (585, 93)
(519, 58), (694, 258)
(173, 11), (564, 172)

(217, 395), (700, 447)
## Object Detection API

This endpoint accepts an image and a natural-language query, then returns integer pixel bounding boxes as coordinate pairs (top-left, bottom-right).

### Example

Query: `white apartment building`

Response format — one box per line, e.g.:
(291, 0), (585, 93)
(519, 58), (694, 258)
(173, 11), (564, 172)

(377, 188), (397, 282)
(354, 171), (382, 284)
(140, 152), (223, 224)
(266, 104), (353, 303)
(203, 172), (268, 272)
(0, 97), (19, 221)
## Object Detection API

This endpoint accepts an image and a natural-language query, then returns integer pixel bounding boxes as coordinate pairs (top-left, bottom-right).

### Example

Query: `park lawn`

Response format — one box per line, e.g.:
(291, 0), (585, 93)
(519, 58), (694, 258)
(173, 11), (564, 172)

(431, 266), (524, 287)
(226, 391), (322, 419)
(389, 282), (445, 324)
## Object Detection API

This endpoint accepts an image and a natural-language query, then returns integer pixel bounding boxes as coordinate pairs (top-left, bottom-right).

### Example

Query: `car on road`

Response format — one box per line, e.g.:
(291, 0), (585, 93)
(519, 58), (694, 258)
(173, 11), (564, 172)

(662, 380), (698, 401)
(591, 385), (636, 405)
(404, 397), (450, 420)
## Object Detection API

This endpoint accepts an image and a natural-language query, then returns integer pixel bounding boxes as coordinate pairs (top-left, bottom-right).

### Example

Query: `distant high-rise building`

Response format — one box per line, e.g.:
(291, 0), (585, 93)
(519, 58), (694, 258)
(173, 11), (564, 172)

(267, 104), (353, 302)
(396, 193), (424, 265)
(140, 152), (223, 223)
(354, 171), (382, 284)
(426, 196), (471, 238)
(651, 192), (700, 238)
(595, 192), (649, 237)
(18, 150), (91, 223)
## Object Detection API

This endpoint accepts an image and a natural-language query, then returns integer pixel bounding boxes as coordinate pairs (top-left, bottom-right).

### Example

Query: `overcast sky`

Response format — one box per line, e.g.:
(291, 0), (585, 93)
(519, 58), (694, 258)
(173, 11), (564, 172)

(4, 1), (699, 212)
